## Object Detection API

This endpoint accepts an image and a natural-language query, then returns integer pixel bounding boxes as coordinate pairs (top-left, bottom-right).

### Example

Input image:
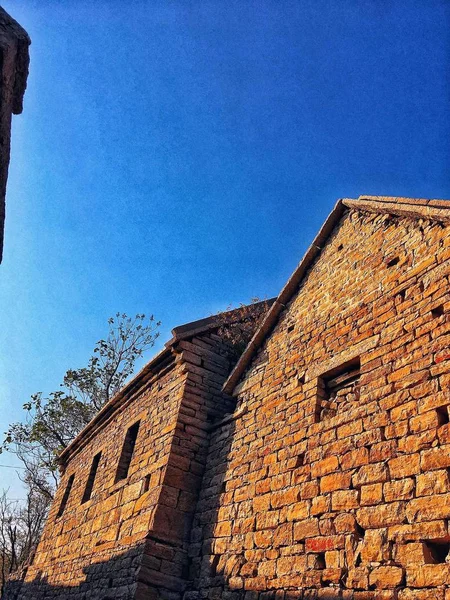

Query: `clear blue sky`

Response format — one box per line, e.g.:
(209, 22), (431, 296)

(1, 0), (449, 497)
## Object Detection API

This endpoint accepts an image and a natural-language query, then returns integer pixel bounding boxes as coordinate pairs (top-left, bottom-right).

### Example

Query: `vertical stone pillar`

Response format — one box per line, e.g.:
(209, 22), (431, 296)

(0, 7), (30, 263)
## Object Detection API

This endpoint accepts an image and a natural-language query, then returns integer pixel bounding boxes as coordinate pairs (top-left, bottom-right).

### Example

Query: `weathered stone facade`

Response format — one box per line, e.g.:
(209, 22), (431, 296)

(7, 196), (450, 599)
(0, 7), (30, 263)
(4, 307), (266, 600)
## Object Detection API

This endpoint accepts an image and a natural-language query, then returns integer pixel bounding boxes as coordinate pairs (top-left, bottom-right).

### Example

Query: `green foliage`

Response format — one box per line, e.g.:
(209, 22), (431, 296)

(1, 313), (160, 499)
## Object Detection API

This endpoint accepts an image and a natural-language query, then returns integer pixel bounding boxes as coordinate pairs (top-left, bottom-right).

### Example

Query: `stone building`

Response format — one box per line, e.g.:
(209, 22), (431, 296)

(7, 195), (450, 599)
(0, 7), (30, 263)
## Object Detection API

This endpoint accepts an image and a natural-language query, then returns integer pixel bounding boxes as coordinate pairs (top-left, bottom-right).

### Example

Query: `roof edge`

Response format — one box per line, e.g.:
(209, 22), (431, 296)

(166, 298), (275, 347)
(58, 300), (275, 465)
(346, 196), (450, 222)
(223, 195), (450, 395)
(223, 198), (346, 394)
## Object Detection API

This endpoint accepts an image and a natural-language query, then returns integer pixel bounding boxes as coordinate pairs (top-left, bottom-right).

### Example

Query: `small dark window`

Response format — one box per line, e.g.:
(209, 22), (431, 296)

(386, 256), (400, 268)
(432, 305), (445, 318)
(356, 523), (366, 539)
(314, 553), (326, 569)
(57, 474), (75, 517)
(425, 541), (450, 564)
(210, 555), (220, 577)
(317, 358), (361, 420)
(81, 452), (102, 504)
(142, 474), (151, 494)
(296, 453), (305, 467)
(436, 406), (449, 425)
(115, 421), (140, 483)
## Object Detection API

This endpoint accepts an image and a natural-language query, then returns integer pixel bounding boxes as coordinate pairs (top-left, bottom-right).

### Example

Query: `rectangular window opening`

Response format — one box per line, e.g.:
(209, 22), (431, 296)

(387, 256), (400, 268)
(57, 474), (75, 518)
(425, 541), (450, 564)
(314, 553), (326, 570)
(81, 452), (102, 504)
(432, 304), (445, 319)
(115, 420), (141, 483)
(210, 554), (220, 577)
(142, 474), (151, 494)
(436, 406), (450, 426)
(317, 357), (361, 421)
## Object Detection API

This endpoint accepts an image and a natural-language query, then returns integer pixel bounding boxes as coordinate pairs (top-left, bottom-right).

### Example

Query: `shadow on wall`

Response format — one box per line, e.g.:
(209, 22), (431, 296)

(2, 541), (186, 600)
(184, 416), (363, 600)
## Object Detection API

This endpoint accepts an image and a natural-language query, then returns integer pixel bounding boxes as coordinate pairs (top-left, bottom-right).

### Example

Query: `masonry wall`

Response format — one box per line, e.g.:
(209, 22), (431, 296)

(11, 355), (187, 600)
(5, 327), (239, 600)
(188, 208), (450, 599)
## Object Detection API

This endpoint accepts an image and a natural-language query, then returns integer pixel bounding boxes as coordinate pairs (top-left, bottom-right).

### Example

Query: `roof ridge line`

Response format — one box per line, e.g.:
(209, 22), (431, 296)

(344, 197), (450, 221)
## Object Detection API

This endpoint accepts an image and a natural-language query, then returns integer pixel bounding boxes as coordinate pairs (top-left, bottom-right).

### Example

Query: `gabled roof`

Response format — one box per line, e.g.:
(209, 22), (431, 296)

(59, 300), (273, 464)
(223, 195), (450, 395)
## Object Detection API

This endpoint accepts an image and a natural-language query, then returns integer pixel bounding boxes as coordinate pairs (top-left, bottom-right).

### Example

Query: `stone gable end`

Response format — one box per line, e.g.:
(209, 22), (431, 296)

(189, 206), (450, 599)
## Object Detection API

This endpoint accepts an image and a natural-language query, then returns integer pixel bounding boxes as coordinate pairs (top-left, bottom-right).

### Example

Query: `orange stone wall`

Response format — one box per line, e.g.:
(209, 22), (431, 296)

(7, 327), (239, 600)
(22, 355), (187, 598)
(188, 208), (450, 599)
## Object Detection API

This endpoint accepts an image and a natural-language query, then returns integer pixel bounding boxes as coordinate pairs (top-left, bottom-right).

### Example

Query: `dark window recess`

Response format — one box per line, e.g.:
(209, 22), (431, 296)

(142, 474), (151, 494)
(57, 474), (75, 517)
(210, 554), (220, 577)
(386, 256), (400, 268)
(314, 553), (326, 570)
(356, 523), (366, 539)
(296, 453), (305, 467)
(316, 358), (361, 421)
(436, 406), (450, 426)
(432, 305), (445, 318)
(425, 541), (450, 564)
(81, 452), (102, 504)
(115, 421), (141, 483)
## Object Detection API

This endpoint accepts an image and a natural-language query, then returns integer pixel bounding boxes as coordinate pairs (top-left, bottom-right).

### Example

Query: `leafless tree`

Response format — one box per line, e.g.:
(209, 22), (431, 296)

(0, 487), (51, 595)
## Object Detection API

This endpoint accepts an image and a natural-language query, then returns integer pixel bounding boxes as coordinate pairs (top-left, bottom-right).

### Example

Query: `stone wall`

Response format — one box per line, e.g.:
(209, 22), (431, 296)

(7, 199), (450, 600)
(0, 7), (30, 263)
(5, 319), (246, 600)
(188, 207), (450, 599)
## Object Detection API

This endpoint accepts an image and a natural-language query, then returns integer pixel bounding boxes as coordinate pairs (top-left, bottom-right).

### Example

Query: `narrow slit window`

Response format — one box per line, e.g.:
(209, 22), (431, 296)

(57, 474), (75, 517)
(115, 421), (141, 483)
(81, 452), (102, 504)
(142, 474), (150, 494)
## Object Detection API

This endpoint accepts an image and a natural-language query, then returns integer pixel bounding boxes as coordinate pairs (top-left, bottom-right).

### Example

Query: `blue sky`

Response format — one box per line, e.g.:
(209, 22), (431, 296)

(1, 0), (449, 497)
